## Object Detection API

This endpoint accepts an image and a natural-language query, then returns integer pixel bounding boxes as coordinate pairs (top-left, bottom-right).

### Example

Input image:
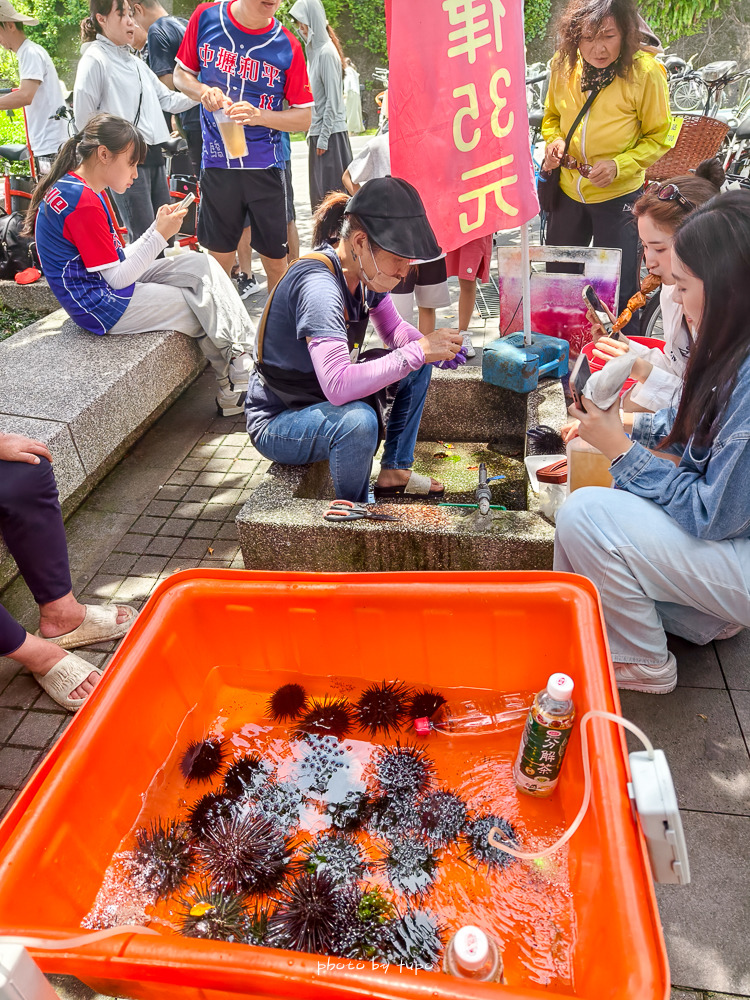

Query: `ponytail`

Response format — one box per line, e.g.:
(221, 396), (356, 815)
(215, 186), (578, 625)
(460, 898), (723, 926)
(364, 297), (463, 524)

(312, 191), (350, 246)
(326, 25), (346, 74)
(80, 14), (98, 42)
(81, 0), (127, 43)
(24, 113), (146, 238)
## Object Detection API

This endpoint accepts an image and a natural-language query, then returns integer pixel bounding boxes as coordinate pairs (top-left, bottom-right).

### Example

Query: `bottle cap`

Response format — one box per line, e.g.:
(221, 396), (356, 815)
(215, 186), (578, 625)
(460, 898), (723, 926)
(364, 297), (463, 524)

(452, 925), (489, 971)
(547, 673), (574, 701)
(414, 717), (430, 736)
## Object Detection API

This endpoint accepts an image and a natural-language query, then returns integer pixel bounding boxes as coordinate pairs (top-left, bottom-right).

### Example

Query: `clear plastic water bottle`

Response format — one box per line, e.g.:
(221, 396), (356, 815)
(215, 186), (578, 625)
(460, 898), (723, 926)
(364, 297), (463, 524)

(443, 925), (504, 982)
(413, 692), (533, 737)
(513, 673), (575, 798)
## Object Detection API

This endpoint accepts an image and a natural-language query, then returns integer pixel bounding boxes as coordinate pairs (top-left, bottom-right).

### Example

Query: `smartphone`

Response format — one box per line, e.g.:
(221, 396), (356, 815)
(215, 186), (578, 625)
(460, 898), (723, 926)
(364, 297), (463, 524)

(570, 352), (591, 412)
(179, 191), (196, 210)
(582, 284), (619, 340)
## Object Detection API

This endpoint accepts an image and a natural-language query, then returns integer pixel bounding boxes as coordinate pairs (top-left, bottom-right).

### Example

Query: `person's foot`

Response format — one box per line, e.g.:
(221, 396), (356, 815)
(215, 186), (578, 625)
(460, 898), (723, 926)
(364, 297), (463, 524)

(14, 636), (100, 703)
(375, 469), (444, 494)
(38, 602), (131, 640)
(237, 272), (262, 299)
(216, 385), (247, 417)
(614, 651), (677, 695)
(460, 331), (476, 358)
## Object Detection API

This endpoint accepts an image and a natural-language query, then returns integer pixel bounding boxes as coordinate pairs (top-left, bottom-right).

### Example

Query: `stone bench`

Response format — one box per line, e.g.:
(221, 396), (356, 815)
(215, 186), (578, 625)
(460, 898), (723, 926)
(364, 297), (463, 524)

(0, 309), (205, 589)
(0, 276), (60, 315)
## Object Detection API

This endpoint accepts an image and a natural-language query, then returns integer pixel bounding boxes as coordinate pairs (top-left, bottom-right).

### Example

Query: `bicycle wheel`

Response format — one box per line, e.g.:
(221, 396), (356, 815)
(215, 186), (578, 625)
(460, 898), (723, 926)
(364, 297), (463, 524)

(640, 289), (663, 340)
(671, 78), (708, 113)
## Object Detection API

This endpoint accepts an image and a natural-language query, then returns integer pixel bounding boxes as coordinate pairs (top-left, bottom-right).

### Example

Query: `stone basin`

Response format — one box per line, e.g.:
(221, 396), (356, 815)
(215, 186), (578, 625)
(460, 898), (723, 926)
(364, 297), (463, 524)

(236, 365), (567, 572)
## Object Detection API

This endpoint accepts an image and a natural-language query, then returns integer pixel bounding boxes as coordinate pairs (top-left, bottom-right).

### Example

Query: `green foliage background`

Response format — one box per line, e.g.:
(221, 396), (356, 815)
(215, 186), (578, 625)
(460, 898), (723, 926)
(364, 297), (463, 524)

(639, 0), (731, 43)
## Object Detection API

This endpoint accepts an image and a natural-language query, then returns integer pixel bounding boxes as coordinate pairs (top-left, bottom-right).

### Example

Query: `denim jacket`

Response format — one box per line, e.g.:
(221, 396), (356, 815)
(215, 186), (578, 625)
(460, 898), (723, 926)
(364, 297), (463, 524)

(610, 355), (750, 541)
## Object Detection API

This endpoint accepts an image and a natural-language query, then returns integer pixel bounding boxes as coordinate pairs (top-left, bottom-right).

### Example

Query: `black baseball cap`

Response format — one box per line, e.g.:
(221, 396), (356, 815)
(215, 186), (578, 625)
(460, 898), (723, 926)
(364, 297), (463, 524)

(345, 177), (441, 261)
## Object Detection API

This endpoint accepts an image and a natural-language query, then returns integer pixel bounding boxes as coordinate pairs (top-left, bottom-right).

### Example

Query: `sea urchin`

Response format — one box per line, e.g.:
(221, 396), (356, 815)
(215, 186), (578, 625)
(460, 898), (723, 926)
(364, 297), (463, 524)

(266, 872), (341, 954)
(406, 687), (446, 722)
(223, 753), (271, 799)
(195, 811), (293, 893)
(375, 743), (434, 797)
(418, 790), (467, 848)
(134, 818), (194, 899)
(379, 840), (438, 896)
(267, 682), (308, 722)
(355, 680), (411, 738)
(179, 738), (227, 783)
(292, 696), (355, 740)
(464, 814), (518, 869)
(179, 883), (248, 942)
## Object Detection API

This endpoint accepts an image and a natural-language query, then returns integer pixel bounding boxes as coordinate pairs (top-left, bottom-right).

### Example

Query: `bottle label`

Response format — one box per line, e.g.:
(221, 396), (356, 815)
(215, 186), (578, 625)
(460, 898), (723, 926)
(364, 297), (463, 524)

(515, 711), (572, 791)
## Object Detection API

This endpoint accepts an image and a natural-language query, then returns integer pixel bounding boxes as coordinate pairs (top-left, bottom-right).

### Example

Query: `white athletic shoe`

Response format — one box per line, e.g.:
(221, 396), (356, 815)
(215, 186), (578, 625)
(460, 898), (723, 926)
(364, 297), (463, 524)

(237, 272), (262, 299)
(216, 386), (247, 417)
(228, 351), (251, 391)
(614, 651), (677, 695)
(461, 331), (476, 358)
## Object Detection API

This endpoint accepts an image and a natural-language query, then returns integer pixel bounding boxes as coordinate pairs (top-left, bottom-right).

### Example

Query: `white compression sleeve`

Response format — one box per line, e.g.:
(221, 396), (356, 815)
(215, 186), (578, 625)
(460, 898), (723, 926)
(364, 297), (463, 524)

(98, 225), (168, 289)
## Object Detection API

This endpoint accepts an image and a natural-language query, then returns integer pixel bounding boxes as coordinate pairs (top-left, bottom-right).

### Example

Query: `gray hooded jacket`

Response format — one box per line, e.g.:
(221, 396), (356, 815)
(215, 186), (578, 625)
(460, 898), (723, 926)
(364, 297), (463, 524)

(289, 0), (347, 150)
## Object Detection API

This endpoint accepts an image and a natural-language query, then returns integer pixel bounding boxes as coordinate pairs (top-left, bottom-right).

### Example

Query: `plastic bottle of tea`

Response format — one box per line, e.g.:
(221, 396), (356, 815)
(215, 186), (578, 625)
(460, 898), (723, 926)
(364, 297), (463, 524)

(443, 925), (504, 983)
(513, 673), (575, 798)
(413, 692), (532, 736)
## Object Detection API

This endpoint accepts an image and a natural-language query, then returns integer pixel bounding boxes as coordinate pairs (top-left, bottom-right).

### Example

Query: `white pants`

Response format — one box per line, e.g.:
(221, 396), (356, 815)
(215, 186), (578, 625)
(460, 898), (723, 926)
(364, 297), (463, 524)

(554, 487), (750, 666)
(108, 253), (255, 388)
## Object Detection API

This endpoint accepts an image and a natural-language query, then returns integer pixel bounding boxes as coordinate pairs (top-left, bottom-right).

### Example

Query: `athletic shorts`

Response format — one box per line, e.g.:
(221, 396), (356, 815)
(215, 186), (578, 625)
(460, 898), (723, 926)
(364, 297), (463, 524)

(445, 234), (493, 283)
(198, 166), (288, 259)
(284, 159), (296, 224)
(392, 256), (451, 308)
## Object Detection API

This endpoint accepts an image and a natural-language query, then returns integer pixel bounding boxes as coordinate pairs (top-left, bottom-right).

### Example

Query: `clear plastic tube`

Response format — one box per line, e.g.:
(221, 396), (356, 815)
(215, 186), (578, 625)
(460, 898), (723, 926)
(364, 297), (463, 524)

(489, 710), (655, 860)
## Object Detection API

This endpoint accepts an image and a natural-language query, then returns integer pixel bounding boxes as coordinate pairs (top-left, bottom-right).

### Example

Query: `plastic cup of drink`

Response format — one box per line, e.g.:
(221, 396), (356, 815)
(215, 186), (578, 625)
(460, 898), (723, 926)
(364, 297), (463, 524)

(214, 108), (248, 159)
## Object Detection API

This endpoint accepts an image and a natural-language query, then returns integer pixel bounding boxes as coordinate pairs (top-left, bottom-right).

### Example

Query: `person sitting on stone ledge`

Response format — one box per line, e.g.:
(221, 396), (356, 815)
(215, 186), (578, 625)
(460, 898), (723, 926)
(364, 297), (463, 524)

(245, 177), (466, 503)
(554, 190), (750, 696)
(0, 432), (136, 711)
(25, 113), (255, 418)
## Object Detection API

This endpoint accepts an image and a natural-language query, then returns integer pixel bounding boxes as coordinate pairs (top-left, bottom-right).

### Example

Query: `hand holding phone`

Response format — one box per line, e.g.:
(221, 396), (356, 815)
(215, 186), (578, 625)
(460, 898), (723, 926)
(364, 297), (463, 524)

(178, 191), (196, 210)
(570, 352), (591, 413)
(582, 284), (619, 341)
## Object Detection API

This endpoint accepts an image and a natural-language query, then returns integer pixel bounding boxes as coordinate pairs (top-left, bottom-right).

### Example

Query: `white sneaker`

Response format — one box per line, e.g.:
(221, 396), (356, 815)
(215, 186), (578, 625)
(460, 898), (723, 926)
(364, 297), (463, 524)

(237, 272), (262, 299)
(216, 386), (247, 417)
(614, 651), (677, 695)
(461, 331), (476, 358)
(228, 351), (251, 391)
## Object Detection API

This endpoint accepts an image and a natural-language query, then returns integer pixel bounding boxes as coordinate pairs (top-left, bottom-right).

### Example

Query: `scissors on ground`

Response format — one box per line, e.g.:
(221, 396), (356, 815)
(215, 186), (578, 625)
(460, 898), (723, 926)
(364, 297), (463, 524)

(324, 500), (401, 523)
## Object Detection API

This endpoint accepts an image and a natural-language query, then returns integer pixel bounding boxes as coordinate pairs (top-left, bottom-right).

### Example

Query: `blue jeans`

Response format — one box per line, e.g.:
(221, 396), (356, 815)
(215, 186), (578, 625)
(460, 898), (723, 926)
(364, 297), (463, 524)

(253, 364), (432, 502)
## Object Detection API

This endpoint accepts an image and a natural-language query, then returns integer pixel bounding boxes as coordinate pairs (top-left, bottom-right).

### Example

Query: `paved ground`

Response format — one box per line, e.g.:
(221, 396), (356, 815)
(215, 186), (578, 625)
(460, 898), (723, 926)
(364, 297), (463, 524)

(0, 137), (747, 1000)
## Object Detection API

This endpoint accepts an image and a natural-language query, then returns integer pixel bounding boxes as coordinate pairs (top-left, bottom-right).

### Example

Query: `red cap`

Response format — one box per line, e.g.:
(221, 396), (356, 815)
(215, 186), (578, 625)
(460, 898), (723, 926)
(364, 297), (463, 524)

(14, 267), (41, 285)
(414, 717), (430, 736)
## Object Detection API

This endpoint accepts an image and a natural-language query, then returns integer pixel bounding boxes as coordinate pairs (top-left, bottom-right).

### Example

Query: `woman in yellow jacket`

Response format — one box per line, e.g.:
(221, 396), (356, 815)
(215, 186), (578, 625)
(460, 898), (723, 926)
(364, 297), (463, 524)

(541, 0), (671, 327)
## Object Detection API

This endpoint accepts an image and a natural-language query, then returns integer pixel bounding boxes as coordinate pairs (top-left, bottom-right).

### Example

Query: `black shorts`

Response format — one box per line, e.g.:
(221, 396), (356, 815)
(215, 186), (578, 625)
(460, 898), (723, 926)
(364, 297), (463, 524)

(198, 166), (288, 259)
(284, 159), (296, 224)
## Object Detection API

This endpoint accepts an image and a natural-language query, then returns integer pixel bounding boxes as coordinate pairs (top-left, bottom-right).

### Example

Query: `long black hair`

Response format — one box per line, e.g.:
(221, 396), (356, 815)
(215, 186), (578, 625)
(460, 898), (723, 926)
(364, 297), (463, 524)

(24, 114), (146, 237)
(661, 190), (750, 450)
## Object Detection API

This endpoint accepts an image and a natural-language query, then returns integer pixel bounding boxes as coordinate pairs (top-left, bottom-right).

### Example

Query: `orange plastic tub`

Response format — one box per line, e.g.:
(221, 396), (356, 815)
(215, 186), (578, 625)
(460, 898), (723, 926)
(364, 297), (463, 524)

(0, 570), (669, 1000)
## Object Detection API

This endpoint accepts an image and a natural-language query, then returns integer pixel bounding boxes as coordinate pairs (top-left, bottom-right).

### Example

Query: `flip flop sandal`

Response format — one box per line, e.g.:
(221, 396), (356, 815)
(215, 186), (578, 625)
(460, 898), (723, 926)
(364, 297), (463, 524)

(373, 471), (445, 502)
(34, 652), (103, 712)
(35, 603), (138, 650)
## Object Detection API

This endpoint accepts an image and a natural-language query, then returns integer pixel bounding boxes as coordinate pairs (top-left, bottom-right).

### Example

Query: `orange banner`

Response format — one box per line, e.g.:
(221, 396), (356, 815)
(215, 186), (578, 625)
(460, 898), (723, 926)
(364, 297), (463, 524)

(387, 0), (539, 255)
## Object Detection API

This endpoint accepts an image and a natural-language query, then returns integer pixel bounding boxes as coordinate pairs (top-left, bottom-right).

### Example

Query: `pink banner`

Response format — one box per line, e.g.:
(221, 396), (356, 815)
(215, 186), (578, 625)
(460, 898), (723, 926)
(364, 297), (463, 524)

(387, 0), (539, 255)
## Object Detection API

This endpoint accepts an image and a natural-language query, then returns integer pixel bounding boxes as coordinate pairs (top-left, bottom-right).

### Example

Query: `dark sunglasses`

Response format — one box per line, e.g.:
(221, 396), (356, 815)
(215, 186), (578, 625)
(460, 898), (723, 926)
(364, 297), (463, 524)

(647, 181), (696, 211)
(559, 153), (593, 178)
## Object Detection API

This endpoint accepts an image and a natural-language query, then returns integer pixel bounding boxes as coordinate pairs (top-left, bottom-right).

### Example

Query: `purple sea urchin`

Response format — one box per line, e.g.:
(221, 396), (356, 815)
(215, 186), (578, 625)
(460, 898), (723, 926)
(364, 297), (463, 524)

(330, 883), (394, 960)
(379, 840), (438, 896)
(325, 790), (371, 833)
(355, 680), (411, 738)
(406, 688), (446, 722)
(375, 744), (434, 798)
(367, 793), (420, 840)
(464, 814), (518, 868)
(223, 753), (271, 799)
(292, 696), (355, 740)
(195, 811), (293, 893)
(418, 790), (467, 848)
(380, 908), (443, 970)
(267, 683), (308, 722)
(187, 790), (237, 840)
(179, 883), (248, 942)
(266, 872), (341, 954)
(302, 832), (368, 885)
(179, 738), (227, 783)
(134, 819), (194, 899)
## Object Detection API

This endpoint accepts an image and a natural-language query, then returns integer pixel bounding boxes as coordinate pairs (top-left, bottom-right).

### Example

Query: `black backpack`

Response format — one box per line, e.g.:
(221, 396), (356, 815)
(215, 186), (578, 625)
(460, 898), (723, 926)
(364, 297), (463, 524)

(0, 210), (39, 279)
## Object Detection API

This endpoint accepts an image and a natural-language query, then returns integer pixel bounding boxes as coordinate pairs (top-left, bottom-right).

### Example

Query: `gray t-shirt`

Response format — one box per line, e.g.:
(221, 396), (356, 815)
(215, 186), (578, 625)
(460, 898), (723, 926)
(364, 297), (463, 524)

(17, 38), (68, 156)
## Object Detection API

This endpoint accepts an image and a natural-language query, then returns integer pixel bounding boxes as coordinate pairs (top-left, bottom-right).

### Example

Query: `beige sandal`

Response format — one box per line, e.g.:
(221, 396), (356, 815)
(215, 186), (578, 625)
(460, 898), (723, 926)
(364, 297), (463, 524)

(373, 471), (445, 501)
(34, 653), (103, 712)
(35, 604), (138, 650)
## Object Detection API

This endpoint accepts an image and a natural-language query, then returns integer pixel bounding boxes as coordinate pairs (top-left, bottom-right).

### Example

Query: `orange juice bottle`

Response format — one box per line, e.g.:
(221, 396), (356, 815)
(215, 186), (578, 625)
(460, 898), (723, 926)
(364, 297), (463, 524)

(513, 673), (575, 798)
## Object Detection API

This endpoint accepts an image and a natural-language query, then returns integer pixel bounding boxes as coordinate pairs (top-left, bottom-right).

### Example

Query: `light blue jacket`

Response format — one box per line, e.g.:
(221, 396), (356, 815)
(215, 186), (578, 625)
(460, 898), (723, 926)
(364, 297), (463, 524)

(611, 355), (750, 540)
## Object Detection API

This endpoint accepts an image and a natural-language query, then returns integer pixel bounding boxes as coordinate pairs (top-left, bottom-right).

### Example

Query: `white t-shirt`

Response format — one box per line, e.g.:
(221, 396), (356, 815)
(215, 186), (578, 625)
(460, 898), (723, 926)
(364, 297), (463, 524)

(17, 38), (68, 156)
(628, 282), (692, 411)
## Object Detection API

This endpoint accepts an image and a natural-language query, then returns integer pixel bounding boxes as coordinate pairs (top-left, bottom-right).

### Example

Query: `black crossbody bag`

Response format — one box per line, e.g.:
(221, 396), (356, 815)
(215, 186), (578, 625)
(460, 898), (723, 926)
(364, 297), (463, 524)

(538, 86), (601, 214)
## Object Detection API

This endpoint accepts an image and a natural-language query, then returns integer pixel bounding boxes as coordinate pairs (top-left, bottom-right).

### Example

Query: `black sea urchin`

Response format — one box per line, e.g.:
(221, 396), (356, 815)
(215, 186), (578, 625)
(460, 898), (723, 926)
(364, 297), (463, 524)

(180, 738), (227, 783)
(330, 883), (394, 960)
(325, 789), (371, 833)
(223, 753), (271, 799)
(380, 908), (443, 970)
(302, 832), (367, 885)
(134, 819), (194, 898)
(244, 901), (272, 945)
(375, 743), (434, 797)
(266, 872), (341, 954)
(406, 688), (446, 722)
(355, 680), (411, 738)
(464, 814), (518, 869)
(195, 811), (293, 893)
(179, 883), (248, 942)
(379, 840), (438, 896)
(267, 683), (308, 722)
(418, 790), (467, 848)
(256, 779), (305, 830)
(367, 793), (420, 840)
(187, 790), (237, 839)
(292, 696), (355, 739)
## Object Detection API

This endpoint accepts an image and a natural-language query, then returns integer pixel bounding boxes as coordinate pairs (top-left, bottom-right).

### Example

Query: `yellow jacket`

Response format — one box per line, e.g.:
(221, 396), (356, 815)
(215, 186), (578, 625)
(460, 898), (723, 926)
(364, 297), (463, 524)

(541, 51), (671, 204)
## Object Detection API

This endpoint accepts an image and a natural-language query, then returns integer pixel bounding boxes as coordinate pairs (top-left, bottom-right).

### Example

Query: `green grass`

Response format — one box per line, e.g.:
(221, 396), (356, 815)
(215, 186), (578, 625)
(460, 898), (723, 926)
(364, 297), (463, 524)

(289, 126), (380, 142)
(0, 109), (30, 176)
(0, 304), (42, 341)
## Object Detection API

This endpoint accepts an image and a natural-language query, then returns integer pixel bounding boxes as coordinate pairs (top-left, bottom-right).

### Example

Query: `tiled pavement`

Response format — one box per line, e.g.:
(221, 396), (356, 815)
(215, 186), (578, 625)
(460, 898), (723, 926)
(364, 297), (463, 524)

(0, 140), (748, 999)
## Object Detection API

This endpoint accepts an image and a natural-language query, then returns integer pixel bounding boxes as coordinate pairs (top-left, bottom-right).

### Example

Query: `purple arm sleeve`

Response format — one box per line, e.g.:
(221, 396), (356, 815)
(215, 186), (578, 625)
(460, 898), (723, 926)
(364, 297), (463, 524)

(308, 337), (425, 406)
(369, 295), (423, 349)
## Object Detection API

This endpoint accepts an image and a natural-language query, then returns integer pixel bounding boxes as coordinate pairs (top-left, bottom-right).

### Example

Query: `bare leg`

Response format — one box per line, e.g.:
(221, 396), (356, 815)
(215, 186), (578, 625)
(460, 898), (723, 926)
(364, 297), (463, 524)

(259, 253), (288, 292)
(287, 220), (300, 262)
(8, 633), (97, 700)
(237, 225), (254, 276)
(458, 277), (478, 332)
(418, 306), (436, 335)
(209, 249), (236, 278)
